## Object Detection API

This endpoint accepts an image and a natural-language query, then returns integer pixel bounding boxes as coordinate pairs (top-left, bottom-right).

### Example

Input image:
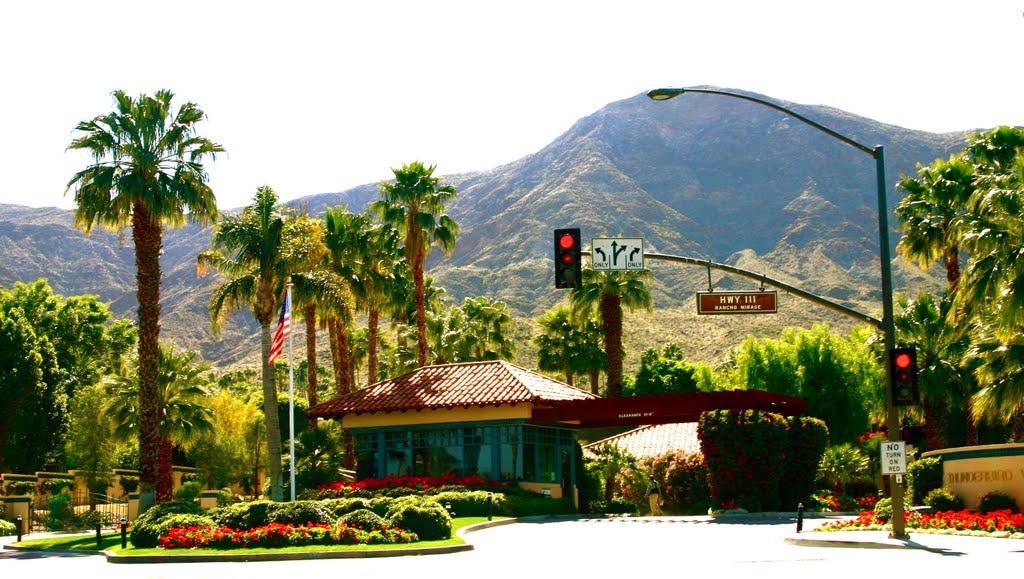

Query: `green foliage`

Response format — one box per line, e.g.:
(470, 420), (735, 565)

(732, 324), (879, 444)
(642, 450), (711, 515)
(267, 500), (333, 526)
(586, 499), (638, 514)
(923, 487), (964, 511)
(338, 508), (386, 529)
(386, 502), (452, 541)
(64, 383), (117, 494)
(119, 476), (140, 494)
(172, 481), (203, 502)
(977, 491), (1019, 514)
(320, 497), (373, 519)
(906, 456), (944, 505)
(429, 490), (506, 517)
(872, 495), (910, 523)
(4, 480), (36, 495)
(625, 344), (706, 396)
(76, 510), (113, 528)
(779, 416), (830, 509)
(130, 500), (202, 548)
(207, 500), (273, 530)
(46, 491), (73, 530)
(698, 409), (788, 511)
(42, 478), (73, 493)
(818, 444), (871, 496)
(0, 519), (16, 536)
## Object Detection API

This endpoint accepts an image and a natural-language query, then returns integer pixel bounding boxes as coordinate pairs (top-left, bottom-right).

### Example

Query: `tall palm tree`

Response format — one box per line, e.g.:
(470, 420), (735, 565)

(893, 291), (971, 451)
(968, 319), (1024, 442)
(66, 89), (223, 508)
(895, 154), (975, 292)
(355, 222), (409, 384)
(370, 161), (459, 367)
(570, 267), (653, 396)
(197, 186), (305, 501)
(323, 206), (369, 394)
(107, 343), (214, 502)
(461, 296), (517, 361)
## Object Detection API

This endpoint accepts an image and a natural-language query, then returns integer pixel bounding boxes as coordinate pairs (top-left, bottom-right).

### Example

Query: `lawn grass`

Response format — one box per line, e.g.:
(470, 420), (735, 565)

(12, 517), (504, 556)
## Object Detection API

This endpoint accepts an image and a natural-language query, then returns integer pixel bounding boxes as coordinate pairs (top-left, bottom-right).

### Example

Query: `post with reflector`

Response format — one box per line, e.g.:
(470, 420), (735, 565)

(890, 347), (919, 406)
(554, 228), (582, 288)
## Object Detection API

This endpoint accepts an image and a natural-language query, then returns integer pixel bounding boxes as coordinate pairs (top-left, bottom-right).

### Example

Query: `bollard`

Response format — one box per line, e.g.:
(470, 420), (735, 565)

(96, 523), (102, 548)
(796, 502), (804, 533)
(487, 492), (493, 521)
(121, 517), (128, 549)
(16, 515), (22, 542)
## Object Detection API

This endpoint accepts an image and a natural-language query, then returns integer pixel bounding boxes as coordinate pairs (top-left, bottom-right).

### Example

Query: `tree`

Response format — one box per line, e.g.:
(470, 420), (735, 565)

(968, 319), (1024, 442)
(198, 186), (304, 501)
(64, 382), (118, 500)
(107, 343), (215, 501)
(532, 306), (605, 391)
(895, 155), (975, 293)
(66, 89), (223, 508)
(626, 344), (708, 397)
(355, 222), (409, 384)
(893, 291), (972, 450)
(371, 161), (459, 367)
(460, 297), (517, 361)
(570, 268), (653, 396)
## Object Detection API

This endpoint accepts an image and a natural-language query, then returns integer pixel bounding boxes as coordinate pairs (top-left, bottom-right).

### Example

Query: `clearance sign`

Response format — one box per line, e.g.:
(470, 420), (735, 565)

(697, 291), (777, 315)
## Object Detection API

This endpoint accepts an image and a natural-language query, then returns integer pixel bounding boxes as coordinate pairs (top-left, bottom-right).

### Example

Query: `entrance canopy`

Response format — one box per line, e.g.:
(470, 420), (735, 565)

(530, 390), (807, 428)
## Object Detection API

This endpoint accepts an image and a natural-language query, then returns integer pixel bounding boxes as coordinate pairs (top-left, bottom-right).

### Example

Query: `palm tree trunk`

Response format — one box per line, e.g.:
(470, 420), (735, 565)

(132, 203), (162, 509)
(413, 250), (428, 367)
(368, 306), (380, 384)
(601, 292), (624, 397)
(156, 432), (174, 503)
(328, 316), (344, 391)
(304, 305), (318, 431)
(564, 371), (574, 387)
(966, 398), (979, 446)
(261, 322), (283, 502)
(329, 317), (352, 395)
(1013, 408), (1024, 443)
(944, 245), (960, 294)
(921, 399), (948, 452)
(589, 371), (600, 395)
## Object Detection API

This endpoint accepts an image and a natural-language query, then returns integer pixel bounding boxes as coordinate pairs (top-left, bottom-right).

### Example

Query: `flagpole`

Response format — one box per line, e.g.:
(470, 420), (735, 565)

(287, 283), (296, 502)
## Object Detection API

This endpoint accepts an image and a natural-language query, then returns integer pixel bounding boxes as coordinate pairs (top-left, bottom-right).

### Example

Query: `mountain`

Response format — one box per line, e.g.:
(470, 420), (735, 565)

(0, 88), (972, 369)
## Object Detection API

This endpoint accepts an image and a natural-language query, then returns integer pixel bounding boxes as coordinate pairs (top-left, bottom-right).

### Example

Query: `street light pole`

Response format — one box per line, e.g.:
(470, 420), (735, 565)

(647, 87), (906, 538)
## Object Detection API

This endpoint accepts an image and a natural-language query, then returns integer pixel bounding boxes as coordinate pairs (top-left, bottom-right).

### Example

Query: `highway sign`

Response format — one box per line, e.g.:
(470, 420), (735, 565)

(591, 238), (644, 271)
(696, 291), (777, 315)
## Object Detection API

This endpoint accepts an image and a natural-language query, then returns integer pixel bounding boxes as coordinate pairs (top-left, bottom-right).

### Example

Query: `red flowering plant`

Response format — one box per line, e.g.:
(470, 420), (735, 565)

(159, 522), (419, 550)
(818, 508), (1024, 536)
(317, 473), (505, 497)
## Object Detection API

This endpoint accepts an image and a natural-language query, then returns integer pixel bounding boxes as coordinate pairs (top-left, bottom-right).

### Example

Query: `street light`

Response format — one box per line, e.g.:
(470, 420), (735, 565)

(647, 86), (906, 538)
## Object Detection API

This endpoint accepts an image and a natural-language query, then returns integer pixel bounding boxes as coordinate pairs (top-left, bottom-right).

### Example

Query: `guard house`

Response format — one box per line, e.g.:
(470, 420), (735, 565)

(307, 360), (806, 502)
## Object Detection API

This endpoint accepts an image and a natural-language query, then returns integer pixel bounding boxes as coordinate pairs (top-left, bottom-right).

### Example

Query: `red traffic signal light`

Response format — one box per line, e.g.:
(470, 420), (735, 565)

(890, 347), (918, 406)
(554, 228), (582, 289)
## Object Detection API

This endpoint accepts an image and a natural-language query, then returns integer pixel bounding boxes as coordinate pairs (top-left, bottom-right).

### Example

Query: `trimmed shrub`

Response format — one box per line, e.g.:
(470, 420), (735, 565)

(779, 416), (830, 509)
(906, 457), (943, 505)
(46, 491), (74, 531)
(338, 508), (386, 529)
(0, 519), (17, 536)
(4, 481), (35, 495)
(386, 502), (452, 541)
(130, 501), (203, 548)
(149, 513), (216, 546)
(321, 497), (373, 519)
(977, 491), (1019, 514)
(429, 490), (505, 517)
(872, 495), (910, 523)
(643, 450), (711, 515)
(173, 481), (203, 502)
(267, 500), (333, 526)
(208, 500), (273, 530)
(76, 510), (113, 528)
(923, 487), (963, 512)
(698, 409), (788, 511)
(587, 499), (637, 515)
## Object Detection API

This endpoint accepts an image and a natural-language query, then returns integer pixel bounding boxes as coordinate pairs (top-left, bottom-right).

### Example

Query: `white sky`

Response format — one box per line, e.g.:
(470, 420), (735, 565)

(2, 1), (1022, 211)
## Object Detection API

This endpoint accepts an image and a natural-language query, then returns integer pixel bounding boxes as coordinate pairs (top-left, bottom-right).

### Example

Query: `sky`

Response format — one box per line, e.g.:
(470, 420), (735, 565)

(2, 1), (1022, 211)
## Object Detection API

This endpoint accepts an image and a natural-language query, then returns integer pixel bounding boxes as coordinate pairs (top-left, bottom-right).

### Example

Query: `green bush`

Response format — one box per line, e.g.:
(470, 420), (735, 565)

(0, 519), (17, 536)
(642, 450), (712, 515)
(779, 416), (830, 509)
(268, 500), (333, 525)
(872, 495), (910, 523)
(429, 490), (505, 517)
(338, 508), (386, 529)
(698, 409), (789, 511)
(76, 510), (113, 528)
(923, 487), (964, 512)
(119, 476), (140, 494)
(146, 513), (216, 546)
(173, 481), (204, 502)
(130, 501), (203, 548)
(977, 491), (1019, 514)
(42, 478), (73, 494)
(46, 491), (73, 531)
(586, 499), (637, 515)
(386, 502), (452, 541)
(906, 457), (943, 505)
(321, 497), (373, 519)
(208, 500), (273, 530)
(4, 480), (36, 495)
(500, 495), (575, 517)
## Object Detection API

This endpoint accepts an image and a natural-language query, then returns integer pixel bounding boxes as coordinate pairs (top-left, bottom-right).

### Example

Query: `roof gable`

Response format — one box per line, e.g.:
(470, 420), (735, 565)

(308, 360), (597, 418)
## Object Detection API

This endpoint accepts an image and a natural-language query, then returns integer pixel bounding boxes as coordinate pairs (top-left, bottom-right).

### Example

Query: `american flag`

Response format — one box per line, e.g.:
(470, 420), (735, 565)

(268, 290), (291, 364)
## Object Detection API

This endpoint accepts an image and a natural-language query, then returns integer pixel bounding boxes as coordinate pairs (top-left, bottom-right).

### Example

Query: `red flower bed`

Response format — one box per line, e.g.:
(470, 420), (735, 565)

(317, 473), (504, 493)
(159, 522), (418, 550)
(820, 509), (1024, 535)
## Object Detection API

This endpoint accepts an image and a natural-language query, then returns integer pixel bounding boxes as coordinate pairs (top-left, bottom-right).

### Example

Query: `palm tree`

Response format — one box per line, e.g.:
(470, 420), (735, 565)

(107, 343), (215, 502)
(893, 291), (971, 451)
(895, 154), (975, 292)
(968, 319), (1024, 442)
(197, 186), (306, 501)
(533, 305), (605, 389)
(570, 267), (653, 396)
(370, 161), (459, 367)
(460, 296), (517, 361)
(323, 206), (369, 394)
(355, 222), (409, 384)
(66, 89), (223, 508)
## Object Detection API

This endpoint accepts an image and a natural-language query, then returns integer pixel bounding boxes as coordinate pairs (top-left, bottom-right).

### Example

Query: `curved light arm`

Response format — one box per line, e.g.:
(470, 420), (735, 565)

(646, 87), (877, 157)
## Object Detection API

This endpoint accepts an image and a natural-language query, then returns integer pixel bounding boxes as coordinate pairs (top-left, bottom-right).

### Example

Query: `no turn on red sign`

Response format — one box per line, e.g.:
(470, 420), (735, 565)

(881, 441), (907, 475)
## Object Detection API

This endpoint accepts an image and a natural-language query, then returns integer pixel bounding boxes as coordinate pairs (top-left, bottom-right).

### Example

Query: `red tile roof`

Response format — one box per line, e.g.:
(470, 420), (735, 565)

(307, 360), (597, 419)
(583, 423), (702, 459)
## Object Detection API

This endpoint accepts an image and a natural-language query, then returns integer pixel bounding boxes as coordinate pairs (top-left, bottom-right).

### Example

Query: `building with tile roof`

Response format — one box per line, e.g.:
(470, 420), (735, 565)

(583, 423), (702, 459)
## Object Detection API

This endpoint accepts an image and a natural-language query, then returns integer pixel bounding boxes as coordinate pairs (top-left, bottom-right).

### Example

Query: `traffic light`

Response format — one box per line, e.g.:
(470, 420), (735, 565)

(890, 347), (919, 406)
(554, 228), (582, 289)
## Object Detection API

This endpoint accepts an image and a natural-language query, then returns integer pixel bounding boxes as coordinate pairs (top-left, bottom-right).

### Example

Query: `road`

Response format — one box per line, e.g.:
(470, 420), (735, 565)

(2, 516), (1022, 578)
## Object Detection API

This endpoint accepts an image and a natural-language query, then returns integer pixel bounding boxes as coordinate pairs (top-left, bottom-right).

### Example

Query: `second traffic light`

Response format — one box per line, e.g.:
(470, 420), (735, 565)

(890, 347), (919, 406)
(554, 228), (582, 289)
